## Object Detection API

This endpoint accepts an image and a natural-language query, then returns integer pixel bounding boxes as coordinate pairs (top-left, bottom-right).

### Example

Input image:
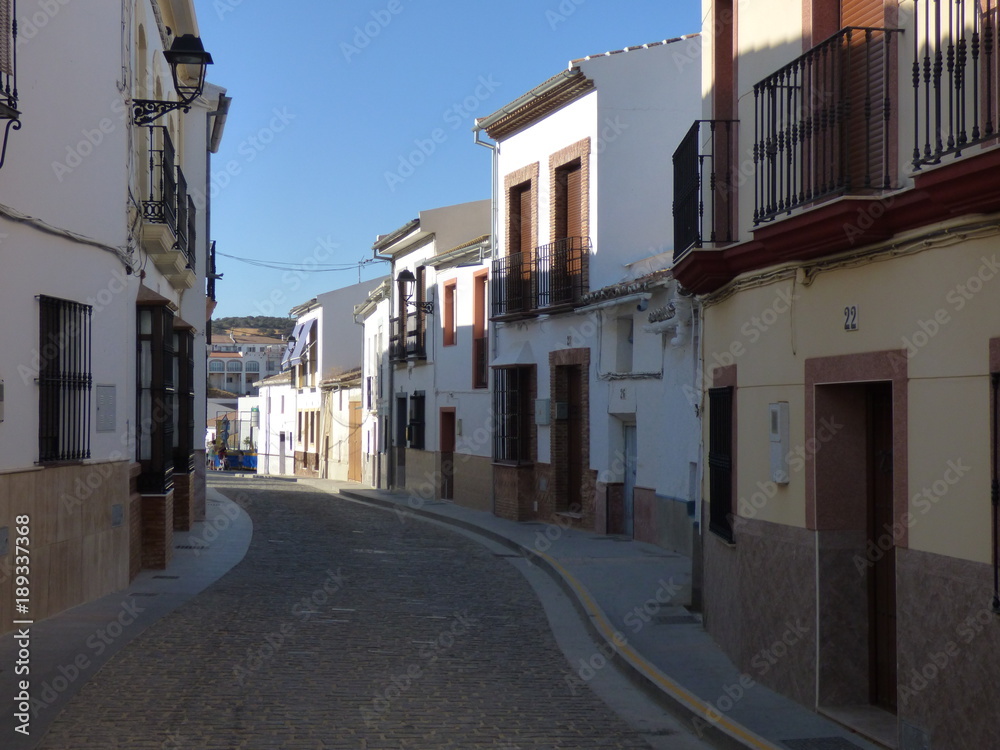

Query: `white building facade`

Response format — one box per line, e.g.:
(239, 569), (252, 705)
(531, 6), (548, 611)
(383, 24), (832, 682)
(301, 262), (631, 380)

(370, 201), (493, 509)
(474, 38), (703, 548)
(0, 0), (227, 631)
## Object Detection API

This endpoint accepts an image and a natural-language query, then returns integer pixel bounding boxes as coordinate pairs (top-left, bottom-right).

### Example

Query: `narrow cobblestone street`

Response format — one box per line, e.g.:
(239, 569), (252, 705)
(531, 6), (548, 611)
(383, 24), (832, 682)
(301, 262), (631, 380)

(35, 478), (705, 749)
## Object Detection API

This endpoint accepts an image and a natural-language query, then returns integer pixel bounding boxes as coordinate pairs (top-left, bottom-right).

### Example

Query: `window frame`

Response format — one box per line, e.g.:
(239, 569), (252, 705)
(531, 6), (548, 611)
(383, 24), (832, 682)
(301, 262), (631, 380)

(37, 295), (93, 464)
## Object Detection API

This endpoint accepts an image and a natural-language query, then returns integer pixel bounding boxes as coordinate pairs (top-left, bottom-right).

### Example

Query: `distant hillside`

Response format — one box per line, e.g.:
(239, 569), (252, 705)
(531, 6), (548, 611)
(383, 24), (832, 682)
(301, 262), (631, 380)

(211, 316), (295, 339)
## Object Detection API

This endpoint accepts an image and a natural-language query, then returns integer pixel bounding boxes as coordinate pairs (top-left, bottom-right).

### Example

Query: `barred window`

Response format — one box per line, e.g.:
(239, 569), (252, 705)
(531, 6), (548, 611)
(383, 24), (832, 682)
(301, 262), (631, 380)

(407, 392), (425, 450)
(137, 304), (175, 494)
(493, 366), (531, 464)
(37, 295), (92, 463)
(708, 386), (735, 542)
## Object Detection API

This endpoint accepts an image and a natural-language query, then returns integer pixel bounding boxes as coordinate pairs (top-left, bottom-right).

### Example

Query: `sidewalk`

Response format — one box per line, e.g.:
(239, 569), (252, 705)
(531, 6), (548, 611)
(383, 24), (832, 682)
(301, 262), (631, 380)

(0, 487), (253, 750)
(298, 477), (885, 750)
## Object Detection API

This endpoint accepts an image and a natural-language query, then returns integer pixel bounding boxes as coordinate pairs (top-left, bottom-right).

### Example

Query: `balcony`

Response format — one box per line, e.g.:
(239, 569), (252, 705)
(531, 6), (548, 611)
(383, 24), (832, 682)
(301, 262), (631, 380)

(912, 0), (1000, 168)
(389, 312), (425, 362)
(753, 26), (903, 224)
(491, 237), (590, 320)
(140, 127), (196, 289)
(673, 120), (738, 261)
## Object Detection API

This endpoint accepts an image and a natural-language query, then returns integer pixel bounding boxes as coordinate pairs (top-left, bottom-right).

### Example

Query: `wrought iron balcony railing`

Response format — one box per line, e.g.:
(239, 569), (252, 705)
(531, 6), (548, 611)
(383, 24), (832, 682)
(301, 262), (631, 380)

(143, 126), (197, 269)
(912, 0), (1000, 167)
(491, 237), (590, 319)
(673, 120), (738, 260)
(491, 250), (533, 318)
(535, 237), (589, 309)
(389, 312), (426, 362)
(753, 26), (902, 224)
(144, 126), (178, 233)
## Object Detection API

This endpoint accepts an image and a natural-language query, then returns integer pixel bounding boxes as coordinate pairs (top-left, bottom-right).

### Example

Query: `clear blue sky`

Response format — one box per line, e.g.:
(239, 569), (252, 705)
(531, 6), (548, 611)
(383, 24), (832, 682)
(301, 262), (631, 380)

(194, 0), (701, 319)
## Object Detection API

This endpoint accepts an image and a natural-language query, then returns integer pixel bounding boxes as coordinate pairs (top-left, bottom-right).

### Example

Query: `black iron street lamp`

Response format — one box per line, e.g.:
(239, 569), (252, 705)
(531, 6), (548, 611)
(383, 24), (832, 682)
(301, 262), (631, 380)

(132, 34), (214, 126)
(397, 269), (434, 314)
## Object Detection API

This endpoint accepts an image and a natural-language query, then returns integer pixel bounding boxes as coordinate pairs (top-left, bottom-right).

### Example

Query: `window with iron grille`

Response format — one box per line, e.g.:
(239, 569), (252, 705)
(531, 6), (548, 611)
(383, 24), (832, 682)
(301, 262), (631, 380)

(173, 329), (195, 473)
(708, 386), (735, 542)
(493, 367), (531, 464)
(137, 304), (175, 494)
(407, 391), (425, 450)
(37, 295), (92, 463)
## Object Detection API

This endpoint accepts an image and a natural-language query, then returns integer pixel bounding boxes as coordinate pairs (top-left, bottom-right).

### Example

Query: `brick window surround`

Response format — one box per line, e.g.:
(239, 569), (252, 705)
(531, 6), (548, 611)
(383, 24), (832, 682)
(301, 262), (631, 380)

(504, 162), (540, 257)
(548, 138), (591, 244)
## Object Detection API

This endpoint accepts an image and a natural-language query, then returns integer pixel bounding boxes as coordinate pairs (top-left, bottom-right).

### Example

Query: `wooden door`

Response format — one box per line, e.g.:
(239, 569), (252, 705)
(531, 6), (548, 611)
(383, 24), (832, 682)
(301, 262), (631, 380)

(867, 382), (897, 712)
(566, 366), (584, 511)
(440, 410), (456, 500)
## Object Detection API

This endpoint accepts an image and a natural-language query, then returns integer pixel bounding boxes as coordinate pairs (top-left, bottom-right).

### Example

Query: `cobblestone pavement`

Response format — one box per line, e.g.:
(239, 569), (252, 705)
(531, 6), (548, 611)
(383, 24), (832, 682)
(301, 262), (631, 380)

(36, 479), (698, 749)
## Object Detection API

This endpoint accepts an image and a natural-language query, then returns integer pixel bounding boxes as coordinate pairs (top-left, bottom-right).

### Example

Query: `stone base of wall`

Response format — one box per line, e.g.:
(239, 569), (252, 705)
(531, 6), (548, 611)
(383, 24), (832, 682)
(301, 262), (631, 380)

(703, 516), (816, 707)
(173, 471), (193, 531)
(453, 454), (492, 512)
(494, 464), (537, 520)
(141, 492), (173, 570)
(294, 452), (319, 478)
(702, 517), (1000, 749)
(402, 449), (436, 499)
(634, 489), (696, 556)
(896, 548), (1000, 750)
(0, 462), (131, 635)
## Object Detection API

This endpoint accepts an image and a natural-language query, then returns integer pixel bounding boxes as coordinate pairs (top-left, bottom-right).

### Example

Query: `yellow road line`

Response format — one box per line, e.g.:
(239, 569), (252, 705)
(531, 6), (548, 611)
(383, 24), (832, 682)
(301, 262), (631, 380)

(536, 551), (782, 750)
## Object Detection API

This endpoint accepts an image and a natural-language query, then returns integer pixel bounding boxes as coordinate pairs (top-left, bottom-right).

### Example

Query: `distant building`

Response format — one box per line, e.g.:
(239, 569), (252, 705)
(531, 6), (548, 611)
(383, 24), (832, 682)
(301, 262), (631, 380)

(257, 278), (388, 478)
(208, 331), (286, 395)
(367, 201), (493, 507)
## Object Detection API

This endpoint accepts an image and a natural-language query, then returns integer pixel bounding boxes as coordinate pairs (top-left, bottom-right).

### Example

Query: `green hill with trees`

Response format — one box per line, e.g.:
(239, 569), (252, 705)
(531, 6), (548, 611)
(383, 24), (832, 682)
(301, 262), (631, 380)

(211, 316), (295, 339)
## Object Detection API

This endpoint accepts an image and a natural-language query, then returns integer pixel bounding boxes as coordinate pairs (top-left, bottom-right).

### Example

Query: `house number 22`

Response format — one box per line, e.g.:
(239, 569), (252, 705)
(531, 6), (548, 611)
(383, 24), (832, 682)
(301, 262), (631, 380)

(844, 305), (859, 331)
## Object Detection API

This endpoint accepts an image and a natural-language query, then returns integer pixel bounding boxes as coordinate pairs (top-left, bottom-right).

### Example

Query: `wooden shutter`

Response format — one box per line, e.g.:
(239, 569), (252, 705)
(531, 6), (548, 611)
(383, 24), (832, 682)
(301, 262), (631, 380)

(565, 163), (583, 241)
(841, 0), (887, 190)
(519, 186), (533, 255)
(0, 0), (12, 77)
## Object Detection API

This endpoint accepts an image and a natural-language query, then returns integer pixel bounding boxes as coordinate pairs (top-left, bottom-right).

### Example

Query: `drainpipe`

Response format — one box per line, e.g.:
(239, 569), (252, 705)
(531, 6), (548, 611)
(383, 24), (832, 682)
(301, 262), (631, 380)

(473, 125), (498, 515)
(992, 373), (999, 613)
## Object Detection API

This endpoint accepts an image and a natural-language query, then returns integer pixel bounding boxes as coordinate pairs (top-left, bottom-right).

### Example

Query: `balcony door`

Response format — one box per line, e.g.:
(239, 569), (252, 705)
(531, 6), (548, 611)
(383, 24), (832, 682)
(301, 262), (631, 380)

(841, 0), (887, 192)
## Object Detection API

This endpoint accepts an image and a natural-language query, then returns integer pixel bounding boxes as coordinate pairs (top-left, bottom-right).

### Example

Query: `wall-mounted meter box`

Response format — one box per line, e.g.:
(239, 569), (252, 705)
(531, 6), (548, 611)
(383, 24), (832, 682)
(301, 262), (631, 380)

(769, 402), (790, 484)
(535, 399), (551, 426)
